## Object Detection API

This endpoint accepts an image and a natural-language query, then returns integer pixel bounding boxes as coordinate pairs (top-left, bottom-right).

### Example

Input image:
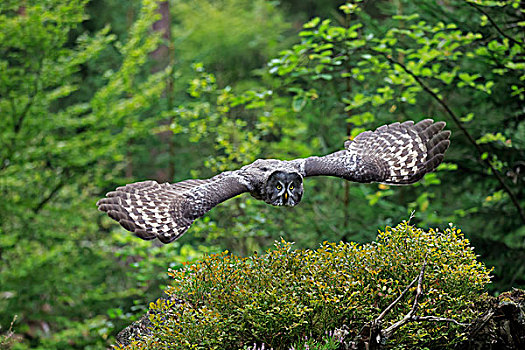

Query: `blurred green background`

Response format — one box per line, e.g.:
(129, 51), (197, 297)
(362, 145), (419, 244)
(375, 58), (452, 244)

(0, 0), (523, 348)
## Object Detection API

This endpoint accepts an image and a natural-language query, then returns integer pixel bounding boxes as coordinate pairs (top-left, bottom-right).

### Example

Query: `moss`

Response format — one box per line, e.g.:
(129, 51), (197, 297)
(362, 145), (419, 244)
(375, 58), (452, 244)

(115, 223), (492, 349)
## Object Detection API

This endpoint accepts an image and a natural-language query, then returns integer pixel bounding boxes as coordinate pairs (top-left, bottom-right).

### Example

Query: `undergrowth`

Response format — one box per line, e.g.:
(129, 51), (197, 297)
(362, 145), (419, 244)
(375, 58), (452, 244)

(116, 223), (491, 349)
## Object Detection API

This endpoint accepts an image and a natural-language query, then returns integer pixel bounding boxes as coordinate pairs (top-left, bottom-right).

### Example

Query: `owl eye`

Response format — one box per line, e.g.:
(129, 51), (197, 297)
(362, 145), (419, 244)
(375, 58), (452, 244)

(276, 184), (282, 190)
(289, 185), (294, 190)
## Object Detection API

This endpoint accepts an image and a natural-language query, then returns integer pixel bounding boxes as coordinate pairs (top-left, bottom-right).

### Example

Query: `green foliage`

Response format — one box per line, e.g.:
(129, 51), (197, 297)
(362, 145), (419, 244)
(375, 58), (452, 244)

(264, 0), (525, 290)
(120, 223), (491, 349)
(0, 0), (182, 348)
(1, 0), (522, 348)
(0, 0), (291, 347)
(288, 332), (343, 350)
(0, 316), (17, 350)
(171, 0), (288, 83)
(171, 0), (524, 294)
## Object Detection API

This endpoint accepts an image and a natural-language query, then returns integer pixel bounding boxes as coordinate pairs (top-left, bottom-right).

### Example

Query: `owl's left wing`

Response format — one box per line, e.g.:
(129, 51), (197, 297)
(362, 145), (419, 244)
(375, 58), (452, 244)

(302, 119), (450, 184)
(97, 172), (249, 243)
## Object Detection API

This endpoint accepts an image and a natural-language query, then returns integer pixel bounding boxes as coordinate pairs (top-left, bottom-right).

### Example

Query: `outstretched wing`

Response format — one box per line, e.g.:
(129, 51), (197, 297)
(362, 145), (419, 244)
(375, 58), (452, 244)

(303, 119), (450, 184)
(97, 172), (249, 243)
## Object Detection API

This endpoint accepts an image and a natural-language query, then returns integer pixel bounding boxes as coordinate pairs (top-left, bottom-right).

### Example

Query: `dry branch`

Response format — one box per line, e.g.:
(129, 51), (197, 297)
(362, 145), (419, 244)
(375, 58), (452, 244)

(359, 258), (469, 349)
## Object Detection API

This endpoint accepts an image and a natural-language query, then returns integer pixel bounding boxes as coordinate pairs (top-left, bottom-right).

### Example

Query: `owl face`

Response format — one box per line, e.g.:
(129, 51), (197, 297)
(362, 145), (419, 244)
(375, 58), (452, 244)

(265, 171), (303, 207)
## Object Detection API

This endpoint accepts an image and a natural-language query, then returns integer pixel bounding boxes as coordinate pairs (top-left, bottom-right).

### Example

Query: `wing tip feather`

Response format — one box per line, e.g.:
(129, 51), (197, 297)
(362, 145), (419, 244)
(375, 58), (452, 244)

(97, 175), (248, 244)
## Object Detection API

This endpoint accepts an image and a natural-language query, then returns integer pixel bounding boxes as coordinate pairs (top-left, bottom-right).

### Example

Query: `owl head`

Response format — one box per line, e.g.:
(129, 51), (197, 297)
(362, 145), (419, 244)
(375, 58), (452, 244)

(265, 171), (303, 207)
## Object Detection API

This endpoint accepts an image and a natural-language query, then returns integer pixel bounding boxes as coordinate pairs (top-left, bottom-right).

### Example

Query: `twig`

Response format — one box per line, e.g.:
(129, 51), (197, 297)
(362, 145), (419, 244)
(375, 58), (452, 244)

(411, 315), (468, 326)
(407, 210), (416, 225)
(467, 309), (495, 337)
(380, 53), (525, 224)
(33, 179), (65, 214)
(32, 167), (70, 214)
(363, 256), (470, 349)
(466, 1), (523, 47)
(13, 64), (41, 134)
(343, 8), (354, 232)
(382, 259), (427, 338)
(374, 268), (420, 324)
(364, 258), (428, 348)
(0, 315), (17, 346)
(1, 62), (42, 171)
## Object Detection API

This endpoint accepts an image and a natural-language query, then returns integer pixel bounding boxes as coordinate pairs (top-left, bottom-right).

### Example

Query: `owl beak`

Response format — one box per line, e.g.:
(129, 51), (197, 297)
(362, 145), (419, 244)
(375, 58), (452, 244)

(284, 192), (288, 201)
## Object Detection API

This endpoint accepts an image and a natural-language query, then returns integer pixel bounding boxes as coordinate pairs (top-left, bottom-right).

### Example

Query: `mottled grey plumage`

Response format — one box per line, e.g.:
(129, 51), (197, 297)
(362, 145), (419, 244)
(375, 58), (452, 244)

(97, 119), (450, 243)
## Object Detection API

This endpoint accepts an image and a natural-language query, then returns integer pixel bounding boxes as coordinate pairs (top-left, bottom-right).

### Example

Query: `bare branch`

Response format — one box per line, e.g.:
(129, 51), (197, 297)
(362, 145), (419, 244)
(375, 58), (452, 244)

(467, 309), (495, 337)
(466, 1), (523, 47)
(375, 268), (420, 324)
(0, 315), (17, 346)
(14, 62), (42, 134)
(383, 259), (427, 338)
(407, 210), (416, 225)
(380, 53), (525, 224)
(363, 258), (429, 349)
(411, 315), (468, 326)
(1, 62), (43, 171)
(33, 178), (66, 214)
(360, 257), (470, 350)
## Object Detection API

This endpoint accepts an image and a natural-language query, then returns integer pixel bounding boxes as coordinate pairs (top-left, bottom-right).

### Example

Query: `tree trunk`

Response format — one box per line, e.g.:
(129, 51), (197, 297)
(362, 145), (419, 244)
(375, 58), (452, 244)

(151, 1), (175, 183)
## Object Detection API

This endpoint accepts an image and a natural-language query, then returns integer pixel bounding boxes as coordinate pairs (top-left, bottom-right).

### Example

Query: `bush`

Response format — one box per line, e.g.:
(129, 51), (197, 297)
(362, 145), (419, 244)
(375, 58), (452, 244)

(117, 223), (491, 349)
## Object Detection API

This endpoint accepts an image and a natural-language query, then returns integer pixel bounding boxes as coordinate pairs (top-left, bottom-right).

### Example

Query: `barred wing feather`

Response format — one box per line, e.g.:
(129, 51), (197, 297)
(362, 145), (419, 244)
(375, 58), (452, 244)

(97, 174), (249, 243)
(304, 119), (450, 184)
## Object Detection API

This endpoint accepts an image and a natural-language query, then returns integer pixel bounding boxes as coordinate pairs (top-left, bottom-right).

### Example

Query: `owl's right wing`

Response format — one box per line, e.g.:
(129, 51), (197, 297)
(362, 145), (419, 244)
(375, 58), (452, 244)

(96, 172), (250, 243)
(302, 119), (450, 184)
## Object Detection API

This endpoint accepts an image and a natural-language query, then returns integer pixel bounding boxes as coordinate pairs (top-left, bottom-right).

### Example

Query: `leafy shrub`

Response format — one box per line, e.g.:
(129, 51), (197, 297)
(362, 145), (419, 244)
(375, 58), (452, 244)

(118, 223), (491, 349)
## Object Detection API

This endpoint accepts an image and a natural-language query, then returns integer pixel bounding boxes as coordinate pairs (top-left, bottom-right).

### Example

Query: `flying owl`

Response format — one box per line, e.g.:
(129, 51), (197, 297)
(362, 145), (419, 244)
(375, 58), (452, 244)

(97, 119), (450, 243)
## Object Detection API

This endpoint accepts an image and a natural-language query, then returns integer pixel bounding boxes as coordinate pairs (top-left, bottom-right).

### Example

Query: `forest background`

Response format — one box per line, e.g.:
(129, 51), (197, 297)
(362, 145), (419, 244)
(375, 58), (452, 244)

(0, 0), (523, 348)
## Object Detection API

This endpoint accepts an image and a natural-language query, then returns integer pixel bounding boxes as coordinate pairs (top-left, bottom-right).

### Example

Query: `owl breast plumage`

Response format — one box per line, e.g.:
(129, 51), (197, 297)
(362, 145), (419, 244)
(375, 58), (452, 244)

(97, 119), (450, 243)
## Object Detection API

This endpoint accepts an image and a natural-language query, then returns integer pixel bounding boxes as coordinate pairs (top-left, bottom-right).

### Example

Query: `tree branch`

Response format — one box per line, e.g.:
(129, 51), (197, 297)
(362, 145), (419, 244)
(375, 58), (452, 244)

(33, 178), (65, 214)
(381, 53), (525, 224)
(382, 259), (427, 338)
(411, 315), (468, 326)
(363, 259), (428, 349)
(361, 257), (472, 348)
(466, 1), (523, 47)
(374, 266), (420, 324)
(1, 62), (42, 171)
(14, 62), (42, 134)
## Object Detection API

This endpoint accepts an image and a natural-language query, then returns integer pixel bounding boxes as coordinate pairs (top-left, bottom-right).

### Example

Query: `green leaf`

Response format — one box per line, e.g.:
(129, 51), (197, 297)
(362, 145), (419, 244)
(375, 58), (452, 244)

(292, 94), (307, 112)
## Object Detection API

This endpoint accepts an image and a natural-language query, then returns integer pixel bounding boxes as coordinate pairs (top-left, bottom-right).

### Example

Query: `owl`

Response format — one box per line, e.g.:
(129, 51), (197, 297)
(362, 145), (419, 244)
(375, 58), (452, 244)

(97, 119), (450, 243)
